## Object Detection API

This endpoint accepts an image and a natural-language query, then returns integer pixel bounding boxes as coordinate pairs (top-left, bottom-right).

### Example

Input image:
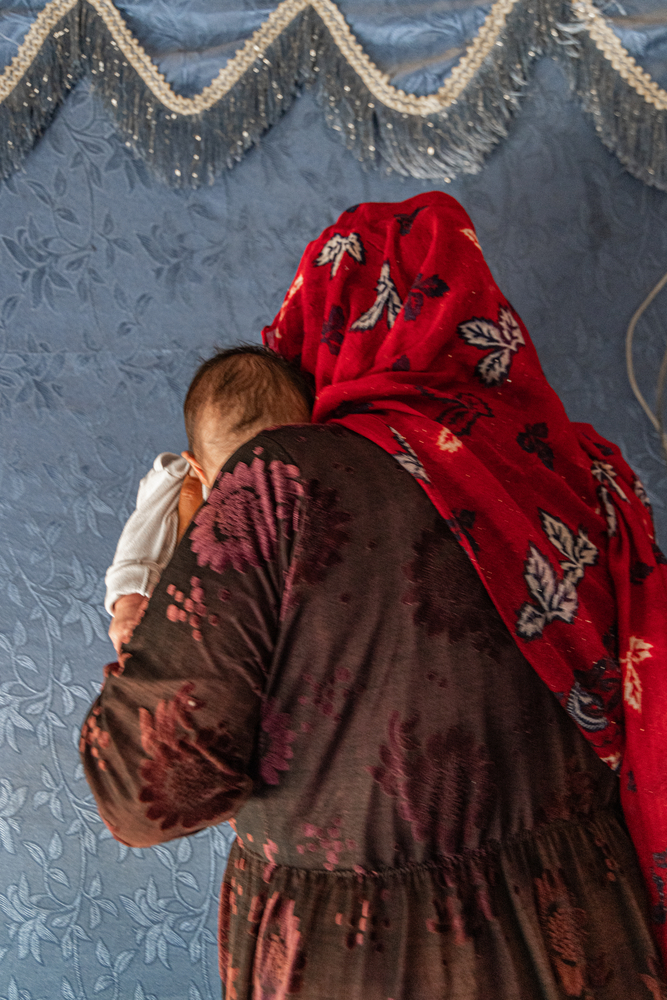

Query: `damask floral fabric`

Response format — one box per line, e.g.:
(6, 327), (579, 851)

(83, 425), (664, 998)
(262, 191), (667, 964)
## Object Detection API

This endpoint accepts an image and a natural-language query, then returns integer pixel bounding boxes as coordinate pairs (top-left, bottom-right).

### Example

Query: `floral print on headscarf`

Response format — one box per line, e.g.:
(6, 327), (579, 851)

(263, 191), (667, 963)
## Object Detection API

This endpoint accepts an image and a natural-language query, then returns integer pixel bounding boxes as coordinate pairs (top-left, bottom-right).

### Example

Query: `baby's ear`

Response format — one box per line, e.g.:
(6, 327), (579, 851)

(181, 451), (208, 486)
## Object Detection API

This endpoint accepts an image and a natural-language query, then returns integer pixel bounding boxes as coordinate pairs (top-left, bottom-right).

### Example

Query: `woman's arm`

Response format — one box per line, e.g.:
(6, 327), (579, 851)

(83, 440), (304, 847)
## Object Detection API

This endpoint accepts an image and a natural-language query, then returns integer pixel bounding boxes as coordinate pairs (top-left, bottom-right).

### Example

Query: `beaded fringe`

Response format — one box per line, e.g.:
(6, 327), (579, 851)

(559, 4), (667, 192)
(0, 0), (666, 190)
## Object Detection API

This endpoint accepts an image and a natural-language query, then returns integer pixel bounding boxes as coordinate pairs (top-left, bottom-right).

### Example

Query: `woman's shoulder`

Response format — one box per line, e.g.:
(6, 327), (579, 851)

(218, 424), (428, 525)
(254, 423), (390, 470)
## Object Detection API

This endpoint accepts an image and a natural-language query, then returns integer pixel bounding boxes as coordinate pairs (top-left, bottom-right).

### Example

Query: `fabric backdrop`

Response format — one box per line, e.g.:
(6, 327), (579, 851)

(1, 3), (667, 999)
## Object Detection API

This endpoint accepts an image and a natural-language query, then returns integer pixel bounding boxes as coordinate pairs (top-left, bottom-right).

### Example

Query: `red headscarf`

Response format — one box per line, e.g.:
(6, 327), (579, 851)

(262, 191), (667, 961)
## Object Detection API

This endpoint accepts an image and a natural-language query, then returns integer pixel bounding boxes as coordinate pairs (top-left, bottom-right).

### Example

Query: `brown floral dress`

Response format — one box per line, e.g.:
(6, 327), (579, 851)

(82, 426), (664, 1000)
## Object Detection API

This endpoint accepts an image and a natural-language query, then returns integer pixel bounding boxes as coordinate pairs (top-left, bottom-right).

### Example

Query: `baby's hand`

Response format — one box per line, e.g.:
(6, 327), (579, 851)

(109, 593), (149, 656)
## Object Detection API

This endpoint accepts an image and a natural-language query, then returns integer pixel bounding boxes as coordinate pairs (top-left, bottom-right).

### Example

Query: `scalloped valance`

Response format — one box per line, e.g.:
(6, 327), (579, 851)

(1, 0), (666, 189)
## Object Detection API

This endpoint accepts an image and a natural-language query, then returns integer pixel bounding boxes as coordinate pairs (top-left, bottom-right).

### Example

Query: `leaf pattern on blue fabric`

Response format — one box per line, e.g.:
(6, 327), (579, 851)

(458, 305), (525, 385)
(314, 233), (365, 278)
(351, 261), (402, 331)
(516, 510), (598, 640)
(389, 428), (430, 482)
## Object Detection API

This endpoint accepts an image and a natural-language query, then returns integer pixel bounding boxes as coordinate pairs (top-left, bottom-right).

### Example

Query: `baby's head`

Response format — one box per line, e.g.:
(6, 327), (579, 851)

(182, 345), (312, 488)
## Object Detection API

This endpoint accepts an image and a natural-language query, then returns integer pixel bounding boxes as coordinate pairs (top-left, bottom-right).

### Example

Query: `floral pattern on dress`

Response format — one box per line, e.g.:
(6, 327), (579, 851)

(535, 869), (588, 997)
(253, 893), (306, 998)
(138, 682), (251, 831)
(190, 457), (304, 575)
(640, 956), (667, 999)
(295, 819), (354, 871)
(369, 712), (493, 852)
(403, 521), (508, 655)
(538, 757), (598, 824)
(284, 481), (351, 603)
(80, 704), (110, 771)
(259, 700), (296, 786)
(166, 576), (210, 642)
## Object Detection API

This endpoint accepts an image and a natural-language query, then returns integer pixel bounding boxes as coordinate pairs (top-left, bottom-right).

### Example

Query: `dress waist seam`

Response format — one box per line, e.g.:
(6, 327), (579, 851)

(235, 806), (624, 879)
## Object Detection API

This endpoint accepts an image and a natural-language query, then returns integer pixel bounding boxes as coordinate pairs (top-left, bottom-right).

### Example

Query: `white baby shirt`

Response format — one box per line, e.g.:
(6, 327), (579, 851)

(104, 453), (189, 614)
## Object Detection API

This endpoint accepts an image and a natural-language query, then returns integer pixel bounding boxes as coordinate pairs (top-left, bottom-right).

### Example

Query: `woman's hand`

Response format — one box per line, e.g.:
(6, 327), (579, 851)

(109, 593), (149, 656)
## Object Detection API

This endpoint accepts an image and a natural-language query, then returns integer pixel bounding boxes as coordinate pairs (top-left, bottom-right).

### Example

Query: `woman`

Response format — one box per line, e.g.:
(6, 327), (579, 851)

(82, 192), (667, 998)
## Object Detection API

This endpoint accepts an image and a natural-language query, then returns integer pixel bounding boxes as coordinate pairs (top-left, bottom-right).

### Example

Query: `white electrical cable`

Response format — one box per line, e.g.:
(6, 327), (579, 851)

(625, 267), (667, 459)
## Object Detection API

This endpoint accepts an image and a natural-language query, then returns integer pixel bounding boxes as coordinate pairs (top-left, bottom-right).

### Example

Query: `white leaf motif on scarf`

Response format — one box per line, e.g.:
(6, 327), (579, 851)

(621, 636), (652, 712)
(277, 271), (304, 323)
(458, 306), (525, 385)
(461, 228), (482, 252)
(591, 460), (628, 501)
(516, 544), (578, 640)
(539, 511), (598, 583)
(516, 511), (598, 640)
(351, 261), (402, 331)
(633, 475), (651, 509)
(389, 428), (430, 483)
(315, 233), (365, 278)
(598, 485), (617, 537)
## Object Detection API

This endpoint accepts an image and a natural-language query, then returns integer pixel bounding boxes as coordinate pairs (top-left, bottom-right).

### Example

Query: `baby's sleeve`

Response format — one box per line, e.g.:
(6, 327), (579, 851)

(104, 453), (188, 614)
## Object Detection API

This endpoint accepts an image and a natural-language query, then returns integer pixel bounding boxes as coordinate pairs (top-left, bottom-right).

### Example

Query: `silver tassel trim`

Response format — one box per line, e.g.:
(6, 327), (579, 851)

(0, 0), (665, 190)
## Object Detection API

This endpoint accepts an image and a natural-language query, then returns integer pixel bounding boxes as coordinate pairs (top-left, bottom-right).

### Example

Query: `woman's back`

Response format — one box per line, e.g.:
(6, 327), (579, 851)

(83, 423), (661, 998)
(239, 425), (617, 857)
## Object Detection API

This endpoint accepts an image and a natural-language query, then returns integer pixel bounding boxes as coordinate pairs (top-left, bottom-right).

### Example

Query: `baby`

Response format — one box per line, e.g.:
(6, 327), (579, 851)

(105, 345), (312, 654)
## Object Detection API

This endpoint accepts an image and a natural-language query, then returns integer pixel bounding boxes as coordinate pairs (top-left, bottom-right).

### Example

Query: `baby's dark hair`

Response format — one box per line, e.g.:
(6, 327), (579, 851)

(184, 345), (313, 453)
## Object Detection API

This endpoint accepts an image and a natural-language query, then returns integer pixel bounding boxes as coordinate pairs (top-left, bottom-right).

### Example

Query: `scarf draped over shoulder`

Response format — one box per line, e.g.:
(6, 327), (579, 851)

(262, 191), (667, 963)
